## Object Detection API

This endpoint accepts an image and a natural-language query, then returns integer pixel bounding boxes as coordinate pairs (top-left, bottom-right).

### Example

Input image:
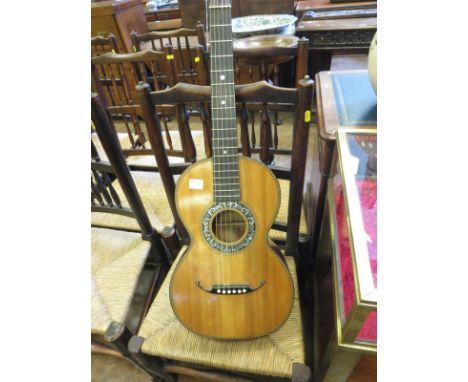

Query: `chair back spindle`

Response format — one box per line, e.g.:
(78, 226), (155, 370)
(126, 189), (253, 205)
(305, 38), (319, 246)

(91, 93), (171, 266)
(91, 49), (197, 167)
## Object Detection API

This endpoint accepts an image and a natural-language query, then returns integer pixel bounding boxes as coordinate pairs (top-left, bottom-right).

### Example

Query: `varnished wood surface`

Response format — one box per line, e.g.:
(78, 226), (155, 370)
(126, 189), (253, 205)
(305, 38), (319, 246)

(170, 157), (294, 339)
(297, 16), (376, 31)
(92, 0), (148, 53)
(295, 1), (377, 20)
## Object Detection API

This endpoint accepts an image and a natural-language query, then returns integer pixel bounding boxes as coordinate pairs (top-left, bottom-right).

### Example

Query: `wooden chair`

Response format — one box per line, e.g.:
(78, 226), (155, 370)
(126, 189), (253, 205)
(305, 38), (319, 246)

(130, 23), (209, 86)
(91, 33), (120, 56)
(127, 79), (315, 382)
(232, 36), (309, 167)
(91, 93), (170, 359)
(91, 50), (207, 254)
(91, 49), (201, 168)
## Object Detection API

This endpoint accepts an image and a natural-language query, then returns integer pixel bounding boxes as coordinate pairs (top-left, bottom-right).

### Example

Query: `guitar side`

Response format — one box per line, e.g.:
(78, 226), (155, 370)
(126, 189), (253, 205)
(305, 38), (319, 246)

(170, 157), (294, 339)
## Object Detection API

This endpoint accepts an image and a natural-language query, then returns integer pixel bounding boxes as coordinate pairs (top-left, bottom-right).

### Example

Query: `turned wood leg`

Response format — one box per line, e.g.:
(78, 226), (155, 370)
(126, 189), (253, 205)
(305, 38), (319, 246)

(104, 322), (132, 357)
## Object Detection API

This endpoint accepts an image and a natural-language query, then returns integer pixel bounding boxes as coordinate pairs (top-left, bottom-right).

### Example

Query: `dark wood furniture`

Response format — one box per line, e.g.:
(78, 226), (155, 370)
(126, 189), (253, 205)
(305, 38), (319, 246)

(144, 3), (181, 23)
(294, 0), (376, 78)
(179, 0), (207, 28)
(91, 33), (120, 56)
(295, 0), (377, 20)
(231, 35), (309, 171)
(234, 0), (296, 16)
(131, 24), (209, 85)
(91, 49), (200, 166)
(305, 69), (376, 258)
(330, 52), (368, 71)
(233, 35), (308, 87)
(128, 79), (315, 381)
(296, 17), (376, 51)
(91, 93), (170, 359)
(92, 0), (149, 53)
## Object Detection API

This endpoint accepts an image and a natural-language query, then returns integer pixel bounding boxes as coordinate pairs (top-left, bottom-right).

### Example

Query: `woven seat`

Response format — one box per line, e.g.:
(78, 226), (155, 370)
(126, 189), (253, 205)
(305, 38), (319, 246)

(91, 227), (151, 335)
(136, 249), (304, 378)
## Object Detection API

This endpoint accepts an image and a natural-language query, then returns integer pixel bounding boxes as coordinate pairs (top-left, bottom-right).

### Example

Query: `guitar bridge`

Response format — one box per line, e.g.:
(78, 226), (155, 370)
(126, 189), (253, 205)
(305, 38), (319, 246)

(195, 280), (265, 295)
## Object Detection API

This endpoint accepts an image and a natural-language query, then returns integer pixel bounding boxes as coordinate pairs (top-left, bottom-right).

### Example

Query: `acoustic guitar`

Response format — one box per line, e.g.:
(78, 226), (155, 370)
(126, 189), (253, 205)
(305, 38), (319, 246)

(169, 0), (294, 339)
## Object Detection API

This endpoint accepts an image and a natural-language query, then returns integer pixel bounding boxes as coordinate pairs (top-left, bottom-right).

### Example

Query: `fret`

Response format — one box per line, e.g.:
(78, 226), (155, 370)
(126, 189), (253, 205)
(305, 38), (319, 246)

(213, 169), (239, 172)
(209, 0), (240, 202)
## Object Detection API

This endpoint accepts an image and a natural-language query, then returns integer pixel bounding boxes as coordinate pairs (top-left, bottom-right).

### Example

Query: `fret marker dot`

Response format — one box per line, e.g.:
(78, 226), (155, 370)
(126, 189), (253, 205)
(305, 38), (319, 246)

(220, 74), (225, 80)
(223, 150), (227, 154)
(221, 100), (226, 105)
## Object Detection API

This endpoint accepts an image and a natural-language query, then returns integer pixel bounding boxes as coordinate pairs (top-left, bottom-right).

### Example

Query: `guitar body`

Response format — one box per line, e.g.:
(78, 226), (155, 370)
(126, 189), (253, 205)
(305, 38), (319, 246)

(170, 157), (294, 339)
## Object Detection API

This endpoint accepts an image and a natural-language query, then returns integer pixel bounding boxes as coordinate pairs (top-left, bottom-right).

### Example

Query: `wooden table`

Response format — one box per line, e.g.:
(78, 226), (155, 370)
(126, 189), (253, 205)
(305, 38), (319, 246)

(296, 17), (376, 51)
(305, 69), (376, 254)
(295, 0), (376, 20)
(294, 0), (376, 77)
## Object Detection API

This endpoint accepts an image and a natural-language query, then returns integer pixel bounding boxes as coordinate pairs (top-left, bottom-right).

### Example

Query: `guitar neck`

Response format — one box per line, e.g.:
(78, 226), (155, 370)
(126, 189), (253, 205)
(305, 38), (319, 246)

(209, 0), (240, 203)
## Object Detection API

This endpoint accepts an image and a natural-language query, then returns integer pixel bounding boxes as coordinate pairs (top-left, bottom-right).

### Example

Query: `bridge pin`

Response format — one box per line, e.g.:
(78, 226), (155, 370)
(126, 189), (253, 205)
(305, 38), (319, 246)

(242, 289), (247, 293)
(222, 290), (226, 294)
(217, 289), (221, 294)
(233, 290), (236, 294)
(238, 289), (242, 294)
(227, 290), (231, 294)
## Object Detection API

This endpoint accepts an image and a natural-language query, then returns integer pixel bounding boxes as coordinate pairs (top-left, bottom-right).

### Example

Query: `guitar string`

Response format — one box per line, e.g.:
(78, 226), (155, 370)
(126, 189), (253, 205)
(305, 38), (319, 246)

(209, 1), (220, 289)
(211, 0), (242, 291)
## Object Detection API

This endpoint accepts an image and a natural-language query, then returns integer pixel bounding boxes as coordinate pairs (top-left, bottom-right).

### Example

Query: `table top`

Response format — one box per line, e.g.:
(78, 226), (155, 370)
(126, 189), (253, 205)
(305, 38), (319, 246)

(316, 70), (377, 140)
(297, 16), (376, 31)
(296, 0), (377, 12)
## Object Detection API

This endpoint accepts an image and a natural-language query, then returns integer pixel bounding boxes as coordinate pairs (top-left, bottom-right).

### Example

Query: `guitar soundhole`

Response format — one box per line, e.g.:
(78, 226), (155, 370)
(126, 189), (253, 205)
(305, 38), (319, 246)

(211, 209), (247, 244)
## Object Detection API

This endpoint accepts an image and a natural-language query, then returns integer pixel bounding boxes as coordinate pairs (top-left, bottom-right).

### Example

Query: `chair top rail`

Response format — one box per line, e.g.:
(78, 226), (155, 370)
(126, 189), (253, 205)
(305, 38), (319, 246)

(133, 28), (199, 40)
(146, 81), (298, 105)
(91, 49), (169, 65)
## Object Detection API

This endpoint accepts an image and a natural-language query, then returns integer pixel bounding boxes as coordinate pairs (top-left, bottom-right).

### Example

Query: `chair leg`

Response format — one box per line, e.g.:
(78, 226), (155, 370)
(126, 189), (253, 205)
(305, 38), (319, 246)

(292, 363), (311, 382)
(129, 335), (176, 382)
(104, 322), (133, 357)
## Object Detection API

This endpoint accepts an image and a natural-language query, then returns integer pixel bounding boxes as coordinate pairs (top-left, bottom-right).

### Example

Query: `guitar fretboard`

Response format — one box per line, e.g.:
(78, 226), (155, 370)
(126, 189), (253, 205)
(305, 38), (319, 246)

(209, 0), (239, 202)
